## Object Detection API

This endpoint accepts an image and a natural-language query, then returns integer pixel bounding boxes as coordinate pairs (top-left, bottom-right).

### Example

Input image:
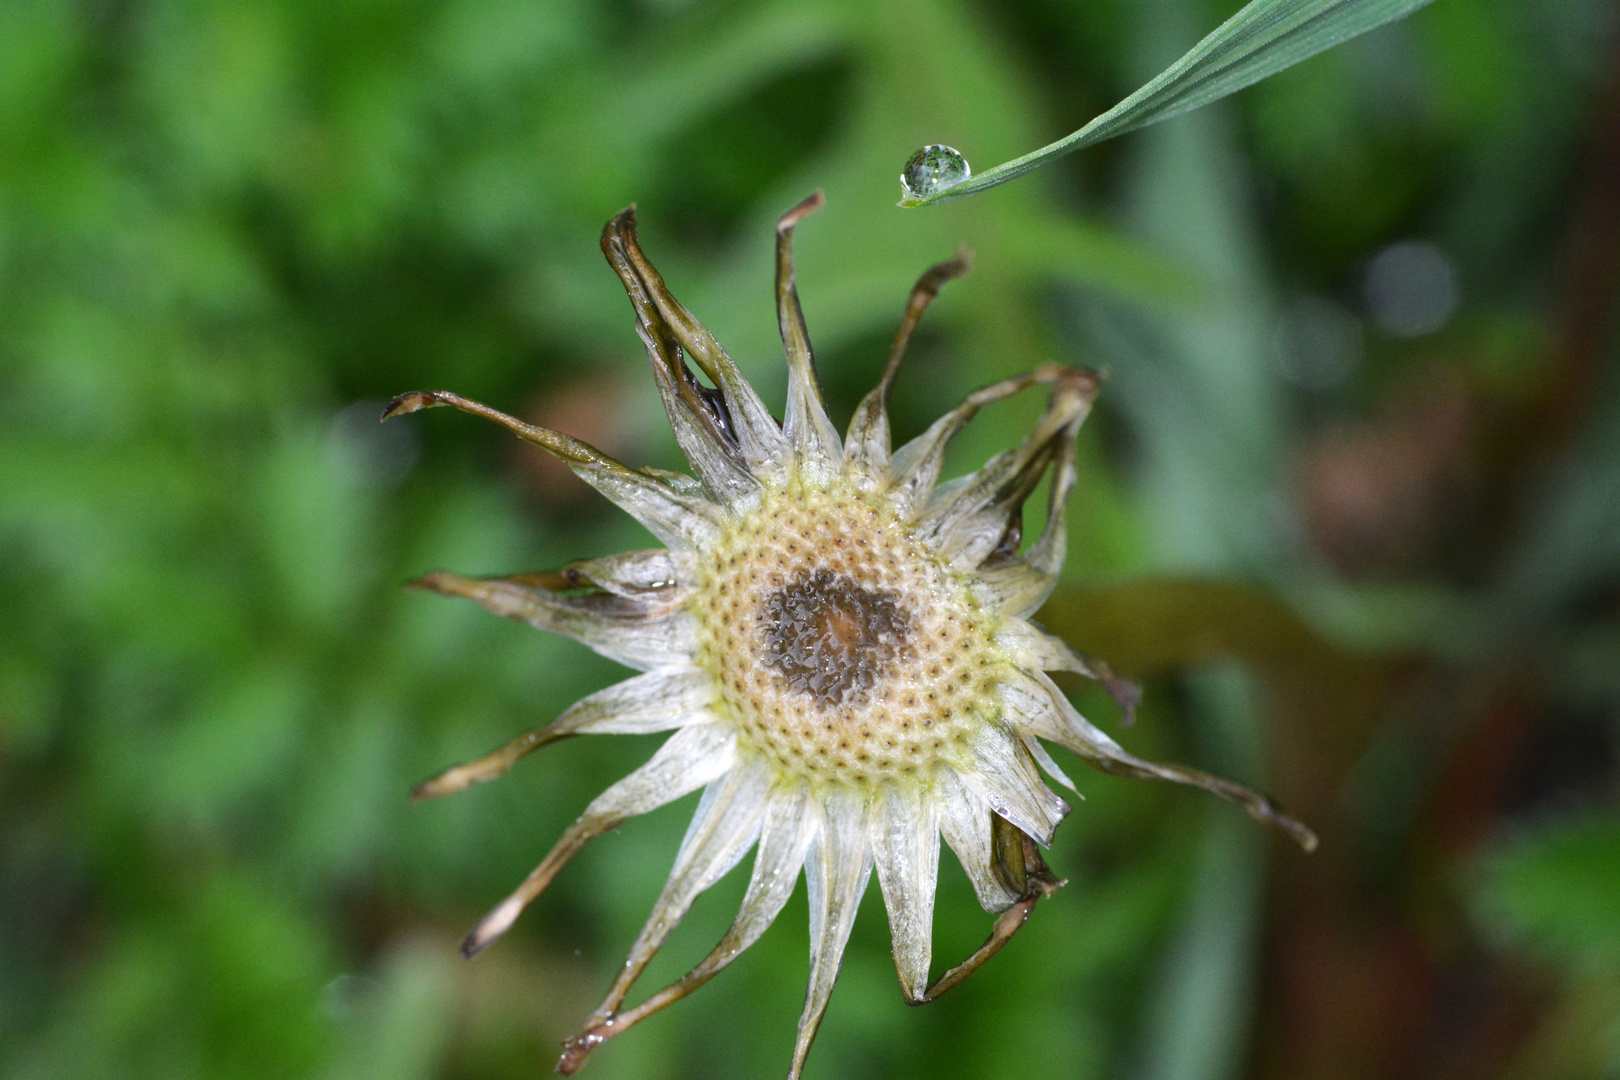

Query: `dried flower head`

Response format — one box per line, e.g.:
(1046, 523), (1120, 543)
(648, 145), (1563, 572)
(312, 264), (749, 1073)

(384, 193), (1315, 1078)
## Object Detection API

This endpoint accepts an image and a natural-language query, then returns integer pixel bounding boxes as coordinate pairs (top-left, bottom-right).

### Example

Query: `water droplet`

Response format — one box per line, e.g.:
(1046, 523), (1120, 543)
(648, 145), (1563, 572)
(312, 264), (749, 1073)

(900, 145), (970, 202)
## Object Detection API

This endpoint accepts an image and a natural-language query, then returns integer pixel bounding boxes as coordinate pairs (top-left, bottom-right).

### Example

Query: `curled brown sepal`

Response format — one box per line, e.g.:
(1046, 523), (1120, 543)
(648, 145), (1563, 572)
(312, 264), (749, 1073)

(1148, 761), (1320, 853)
(409, 722), (570, 802)
(1080, 745), (1319, 852)
(382, 390), (611, 469)
(600, 209), (771, 506)
(382, 389), (723, 551)
(600, 206), (735, 443)
(883, 247), (974, 395)
(775, 192), (826, 371)
(600, 207), (791, 484)
(775, 191), (844, 476)
(846, 247), (975, 479)
(556, 979), (696, 1075)
(886, 362), (1079, 520)
(912, 366), (1100, 560)
(918, 818), (1064, 1003)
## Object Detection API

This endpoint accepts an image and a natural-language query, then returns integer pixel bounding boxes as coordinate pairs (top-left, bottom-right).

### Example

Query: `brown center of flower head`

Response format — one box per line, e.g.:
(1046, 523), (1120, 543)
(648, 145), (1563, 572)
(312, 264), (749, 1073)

(759, 569), (912, 708)
(697, 485), (996, 787)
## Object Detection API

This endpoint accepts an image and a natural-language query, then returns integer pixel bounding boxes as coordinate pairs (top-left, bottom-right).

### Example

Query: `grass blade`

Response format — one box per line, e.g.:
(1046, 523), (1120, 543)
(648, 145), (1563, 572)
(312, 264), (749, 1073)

(899, 0), (1435, 207)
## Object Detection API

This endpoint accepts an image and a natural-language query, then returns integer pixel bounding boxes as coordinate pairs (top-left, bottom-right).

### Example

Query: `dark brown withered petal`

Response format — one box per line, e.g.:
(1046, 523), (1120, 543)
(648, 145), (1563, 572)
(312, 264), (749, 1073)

(914, 368), (1099, 565)
(410, 667), (716, 800)
(776, 192), (843, 476)
(557, 785), (817, 1075)
(968, 404), (1084, 620)
(609, 210), (791, 476)
(845, 247), (973, 478)
(382, 390), (722, 550)
(1010, 664), (1317, 852)
(601, 209), (760, 504)
(921, 821), (1063, 1002)
(886, 363), (1073, 519)
(457, 724), (735, 958)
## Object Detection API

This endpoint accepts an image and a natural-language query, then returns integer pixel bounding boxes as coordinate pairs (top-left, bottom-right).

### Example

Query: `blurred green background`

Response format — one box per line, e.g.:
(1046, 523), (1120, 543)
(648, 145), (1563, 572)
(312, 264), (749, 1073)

(3, 0), (1619, 1077)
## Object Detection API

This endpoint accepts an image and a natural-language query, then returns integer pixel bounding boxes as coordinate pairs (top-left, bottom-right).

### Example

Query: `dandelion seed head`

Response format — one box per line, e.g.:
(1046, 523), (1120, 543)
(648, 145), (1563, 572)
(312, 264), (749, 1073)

(696, 483), (995, 787)
(390, 197), (1315, 1080)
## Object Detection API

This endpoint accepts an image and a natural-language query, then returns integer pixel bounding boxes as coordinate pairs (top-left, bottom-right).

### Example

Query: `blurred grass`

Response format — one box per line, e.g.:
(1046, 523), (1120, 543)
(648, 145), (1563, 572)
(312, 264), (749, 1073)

(2, 1), (1618, 1078)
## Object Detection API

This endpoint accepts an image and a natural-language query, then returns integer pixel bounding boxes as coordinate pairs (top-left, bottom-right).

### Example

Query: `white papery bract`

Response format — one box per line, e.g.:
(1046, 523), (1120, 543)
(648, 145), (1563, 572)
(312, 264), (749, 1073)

(386, 194), (1315, 1079)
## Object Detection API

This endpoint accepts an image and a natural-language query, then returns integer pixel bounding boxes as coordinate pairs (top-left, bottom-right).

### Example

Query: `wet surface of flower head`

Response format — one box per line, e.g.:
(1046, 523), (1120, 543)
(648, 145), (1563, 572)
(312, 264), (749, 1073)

(385, 193), (1316, 1080)
(757, 566), (911, 710)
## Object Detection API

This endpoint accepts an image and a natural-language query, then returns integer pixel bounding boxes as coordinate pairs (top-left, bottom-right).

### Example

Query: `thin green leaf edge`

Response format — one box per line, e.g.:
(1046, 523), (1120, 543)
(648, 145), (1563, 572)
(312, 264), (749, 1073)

(899, 0), (1437, 208)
